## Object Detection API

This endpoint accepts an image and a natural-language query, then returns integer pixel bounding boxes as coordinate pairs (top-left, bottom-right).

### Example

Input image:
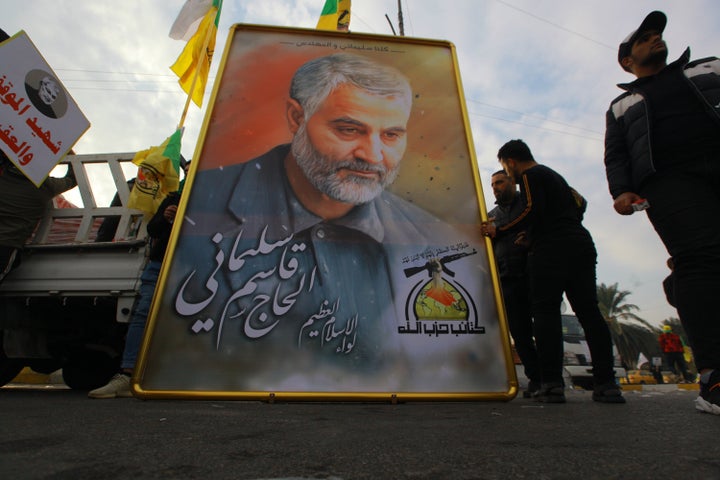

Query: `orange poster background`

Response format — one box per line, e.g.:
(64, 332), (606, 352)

(194, 25), (482, 226)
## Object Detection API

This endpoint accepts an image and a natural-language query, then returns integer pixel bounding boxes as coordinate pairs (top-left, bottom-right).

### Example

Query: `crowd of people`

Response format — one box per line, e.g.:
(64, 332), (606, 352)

(483, 10), (719, 415)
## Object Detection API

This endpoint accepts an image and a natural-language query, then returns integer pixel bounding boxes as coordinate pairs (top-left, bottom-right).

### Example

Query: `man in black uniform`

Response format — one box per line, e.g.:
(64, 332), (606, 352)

(487, 170), (539, 398)
(483, 140), (624, 404)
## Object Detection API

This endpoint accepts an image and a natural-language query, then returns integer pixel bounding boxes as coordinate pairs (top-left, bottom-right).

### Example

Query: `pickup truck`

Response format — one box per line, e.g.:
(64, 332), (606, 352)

(0, 152), (148, 389)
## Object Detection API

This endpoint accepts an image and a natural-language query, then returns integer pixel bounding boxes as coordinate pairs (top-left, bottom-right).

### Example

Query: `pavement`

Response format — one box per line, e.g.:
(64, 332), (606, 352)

(10, 367), (700, 392)
(0, 379), (716, 480)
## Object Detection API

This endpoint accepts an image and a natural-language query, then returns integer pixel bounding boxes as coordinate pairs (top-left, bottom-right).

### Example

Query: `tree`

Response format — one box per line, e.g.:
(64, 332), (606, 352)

(596, 282), (656, 369)
(617, 323), (662, 368)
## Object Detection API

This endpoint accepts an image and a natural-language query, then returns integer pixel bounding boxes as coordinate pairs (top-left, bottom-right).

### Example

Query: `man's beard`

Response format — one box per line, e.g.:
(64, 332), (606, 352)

(639, 48), (668, 69)
(291, 123), (400, 205)
(495, 189), (514, 205)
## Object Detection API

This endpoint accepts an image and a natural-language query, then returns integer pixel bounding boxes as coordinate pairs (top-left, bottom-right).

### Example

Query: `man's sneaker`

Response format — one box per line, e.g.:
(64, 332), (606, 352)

(695, 370), (720, 415)
(523, 380), (541, 399)
(536, 382), (566, 403)
(87, 373), (132, 399)
(592, 381), (626, 404)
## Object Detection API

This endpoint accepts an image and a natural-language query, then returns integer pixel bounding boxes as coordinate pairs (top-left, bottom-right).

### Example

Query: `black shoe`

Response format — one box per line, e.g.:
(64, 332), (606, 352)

(592, 382), (626, 404)
(695, 370), (720, 415)
(536, 382), (566, 403)
(522, 380), (541, 399)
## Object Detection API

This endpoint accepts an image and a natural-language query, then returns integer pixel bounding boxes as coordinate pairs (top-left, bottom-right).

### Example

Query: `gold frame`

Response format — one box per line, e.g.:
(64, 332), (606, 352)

(133, 24), (516, 402)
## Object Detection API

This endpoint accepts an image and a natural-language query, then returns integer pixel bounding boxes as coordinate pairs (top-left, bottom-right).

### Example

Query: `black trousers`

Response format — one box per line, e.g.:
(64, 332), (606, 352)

(640, 154), (720, 371)
(527, 239), (615, 385)
(664, 352), (692, 381)
(500, 274), (539, 384)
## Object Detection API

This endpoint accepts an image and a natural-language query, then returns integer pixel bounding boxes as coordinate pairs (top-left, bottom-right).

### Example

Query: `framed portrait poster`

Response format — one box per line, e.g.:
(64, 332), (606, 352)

(133, 24), (516, 401)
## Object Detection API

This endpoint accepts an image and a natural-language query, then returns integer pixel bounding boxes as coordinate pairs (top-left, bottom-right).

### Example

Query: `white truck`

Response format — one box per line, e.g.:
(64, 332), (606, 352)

(0, 152), (148, 389)
(562, 313), (627, 389)
(513, 312), (628, 390)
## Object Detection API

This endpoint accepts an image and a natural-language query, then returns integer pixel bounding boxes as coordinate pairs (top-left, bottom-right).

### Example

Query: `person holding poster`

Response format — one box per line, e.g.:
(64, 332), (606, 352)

(0, 27), (77, 284)
(487, 170), (540, 398)
(482, 140), (624, 404)
(0, 154), (76, 284)
(147, 52), (492, 393)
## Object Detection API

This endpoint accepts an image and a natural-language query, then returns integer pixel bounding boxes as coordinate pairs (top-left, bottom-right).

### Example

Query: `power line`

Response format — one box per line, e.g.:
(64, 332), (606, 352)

(402, 0), (414, 37)
(67, 87), (187, 93)
(61, 75), (600, 138)
(63, 78), (602, 139)
(467, 110), (603, 142)
(349, 12), (378, 33)
(493, 0), (615, 50)
(467, 99), (603, 136)
(55, 68), (177, 77)
(63, 78), (180, 84)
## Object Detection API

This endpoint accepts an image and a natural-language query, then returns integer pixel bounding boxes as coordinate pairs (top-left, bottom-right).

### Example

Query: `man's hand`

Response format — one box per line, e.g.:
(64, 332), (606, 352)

(613, 192), (643, 215)
(163, 204), (178, 223)
(481, 219), (496, 239)
(513, 231), (529, 247)
(64, 164), (76, 180)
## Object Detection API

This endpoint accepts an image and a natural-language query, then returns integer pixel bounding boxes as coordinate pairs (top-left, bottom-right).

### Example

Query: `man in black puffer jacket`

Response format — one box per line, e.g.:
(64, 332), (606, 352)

(604, 10), (720, 416)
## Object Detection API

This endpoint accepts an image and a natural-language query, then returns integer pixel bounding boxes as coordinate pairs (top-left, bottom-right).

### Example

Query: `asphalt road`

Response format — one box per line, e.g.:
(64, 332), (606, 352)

(0, 384), (717, 480)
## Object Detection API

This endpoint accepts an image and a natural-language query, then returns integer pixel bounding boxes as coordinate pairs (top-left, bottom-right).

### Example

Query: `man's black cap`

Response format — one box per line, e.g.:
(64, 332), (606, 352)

(617, 11), (667, 71)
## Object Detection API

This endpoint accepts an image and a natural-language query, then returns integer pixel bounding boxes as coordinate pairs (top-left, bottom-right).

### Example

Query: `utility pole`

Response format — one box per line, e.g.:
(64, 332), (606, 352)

(397, 0), (405, 36)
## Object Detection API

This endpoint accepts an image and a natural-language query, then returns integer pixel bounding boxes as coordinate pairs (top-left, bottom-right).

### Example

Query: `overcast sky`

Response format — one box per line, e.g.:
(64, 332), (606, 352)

(4, 0), (719, 327)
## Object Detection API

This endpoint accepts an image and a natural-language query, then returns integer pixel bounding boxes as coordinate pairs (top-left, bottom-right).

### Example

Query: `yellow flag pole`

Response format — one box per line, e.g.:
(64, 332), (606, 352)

(177, 11), (217, 130)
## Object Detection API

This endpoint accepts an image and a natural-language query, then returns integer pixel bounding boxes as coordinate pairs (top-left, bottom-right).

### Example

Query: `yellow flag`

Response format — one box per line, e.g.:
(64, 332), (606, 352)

(170, 0), (222, 107)
(128, 129), (183, 217)
(316, 0), (351, 31)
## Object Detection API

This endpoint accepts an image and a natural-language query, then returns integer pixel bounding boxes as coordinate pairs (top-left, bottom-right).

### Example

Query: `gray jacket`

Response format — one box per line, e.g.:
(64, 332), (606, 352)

(0, 161), (76, 249)
(488, 192), (527, 279)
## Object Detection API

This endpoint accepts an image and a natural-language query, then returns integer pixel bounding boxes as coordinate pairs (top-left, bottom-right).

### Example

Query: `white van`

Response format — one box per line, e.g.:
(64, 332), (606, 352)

(562, 314), (627, 390)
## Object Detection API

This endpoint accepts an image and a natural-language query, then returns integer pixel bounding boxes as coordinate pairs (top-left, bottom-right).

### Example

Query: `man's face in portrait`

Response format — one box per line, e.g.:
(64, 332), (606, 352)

(292, 83), (411, 205)
(38, 77), (60, 105)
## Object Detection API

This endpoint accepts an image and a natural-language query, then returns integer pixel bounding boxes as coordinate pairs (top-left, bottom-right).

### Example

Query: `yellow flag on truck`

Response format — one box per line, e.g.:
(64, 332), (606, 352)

(316, 0), (351, 31)
(128, 129), (183, 216)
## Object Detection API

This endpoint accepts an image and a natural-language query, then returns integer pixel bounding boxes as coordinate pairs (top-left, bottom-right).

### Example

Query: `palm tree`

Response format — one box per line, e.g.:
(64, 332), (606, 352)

(616, 323), (663, 367)
(596, 282), (656, 368)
